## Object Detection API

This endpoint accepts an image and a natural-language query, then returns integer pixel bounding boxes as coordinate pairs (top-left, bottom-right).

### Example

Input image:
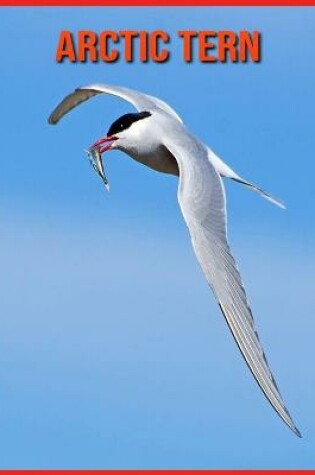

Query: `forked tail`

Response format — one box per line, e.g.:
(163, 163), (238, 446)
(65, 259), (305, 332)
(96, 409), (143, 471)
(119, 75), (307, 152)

(207, 147), (285, 209)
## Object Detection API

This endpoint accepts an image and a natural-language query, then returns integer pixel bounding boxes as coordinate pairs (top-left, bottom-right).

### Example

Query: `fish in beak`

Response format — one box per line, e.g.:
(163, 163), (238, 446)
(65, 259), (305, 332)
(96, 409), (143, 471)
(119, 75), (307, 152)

(86, 146), (110, 191)
(86, 136), (117, 191)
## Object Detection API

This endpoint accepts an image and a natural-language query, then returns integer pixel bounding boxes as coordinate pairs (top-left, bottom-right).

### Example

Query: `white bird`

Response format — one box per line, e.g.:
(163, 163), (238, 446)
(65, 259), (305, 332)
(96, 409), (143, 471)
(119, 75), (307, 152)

(48, 83), (300, 437)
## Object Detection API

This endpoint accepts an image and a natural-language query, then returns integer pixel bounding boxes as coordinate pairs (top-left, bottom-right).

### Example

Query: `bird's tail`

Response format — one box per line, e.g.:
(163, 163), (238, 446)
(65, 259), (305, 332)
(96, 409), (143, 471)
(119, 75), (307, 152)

(207, 147), (285, 209)
(230, 176), (285, 209)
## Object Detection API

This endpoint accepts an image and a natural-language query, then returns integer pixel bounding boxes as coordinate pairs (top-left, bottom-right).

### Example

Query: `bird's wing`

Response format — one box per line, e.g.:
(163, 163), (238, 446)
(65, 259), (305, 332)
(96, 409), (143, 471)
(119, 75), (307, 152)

(48, 83), (183, 125)
(163, 131), (300, 437)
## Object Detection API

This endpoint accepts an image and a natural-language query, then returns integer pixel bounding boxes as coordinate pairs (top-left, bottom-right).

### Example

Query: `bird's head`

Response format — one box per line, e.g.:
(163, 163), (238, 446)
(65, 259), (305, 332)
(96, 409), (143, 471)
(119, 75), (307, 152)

(90, 110), (152, 155)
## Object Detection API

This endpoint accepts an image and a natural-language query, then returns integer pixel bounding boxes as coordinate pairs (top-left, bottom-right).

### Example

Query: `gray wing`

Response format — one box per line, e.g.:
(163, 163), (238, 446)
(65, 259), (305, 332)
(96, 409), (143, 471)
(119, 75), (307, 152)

(164, 132), (300, 437)
(48, 83), (183, 125)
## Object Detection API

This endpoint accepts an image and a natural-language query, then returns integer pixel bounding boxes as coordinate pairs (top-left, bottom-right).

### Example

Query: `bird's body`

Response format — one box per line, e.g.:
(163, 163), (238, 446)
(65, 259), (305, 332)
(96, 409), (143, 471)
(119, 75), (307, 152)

(48, 82), (300, 437)
(129, 143), (179, 176)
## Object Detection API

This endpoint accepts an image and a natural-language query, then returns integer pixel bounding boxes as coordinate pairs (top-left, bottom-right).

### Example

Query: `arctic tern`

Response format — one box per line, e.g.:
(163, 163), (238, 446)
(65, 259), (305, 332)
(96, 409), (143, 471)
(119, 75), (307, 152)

(48, 83), (300, 437)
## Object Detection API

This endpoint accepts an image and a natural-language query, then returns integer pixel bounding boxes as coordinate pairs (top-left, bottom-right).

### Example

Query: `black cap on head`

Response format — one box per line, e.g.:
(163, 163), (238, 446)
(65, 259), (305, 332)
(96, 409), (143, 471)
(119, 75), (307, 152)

(107, 111), (151, 137)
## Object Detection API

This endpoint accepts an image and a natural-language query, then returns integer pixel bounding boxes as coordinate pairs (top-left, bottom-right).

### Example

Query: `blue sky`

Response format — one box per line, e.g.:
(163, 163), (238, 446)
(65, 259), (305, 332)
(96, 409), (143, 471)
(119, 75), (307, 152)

(0, 6), (315, 468)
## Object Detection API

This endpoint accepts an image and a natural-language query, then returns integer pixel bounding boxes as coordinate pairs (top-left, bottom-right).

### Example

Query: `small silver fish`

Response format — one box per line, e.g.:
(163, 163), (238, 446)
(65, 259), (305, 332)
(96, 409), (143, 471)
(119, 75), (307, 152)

(86, 147), (110, 192)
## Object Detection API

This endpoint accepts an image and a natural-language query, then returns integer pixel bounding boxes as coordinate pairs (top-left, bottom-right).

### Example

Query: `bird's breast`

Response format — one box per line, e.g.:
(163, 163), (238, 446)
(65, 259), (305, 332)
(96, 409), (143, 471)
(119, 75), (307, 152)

(128, 145), (179, 176)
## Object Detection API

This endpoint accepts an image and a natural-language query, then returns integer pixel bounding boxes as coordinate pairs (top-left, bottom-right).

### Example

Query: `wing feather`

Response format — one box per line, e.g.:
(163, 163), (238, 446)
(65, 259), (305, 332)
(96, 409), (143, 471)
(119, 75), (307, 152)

(48, 83), (183, 125)
(164, 132), (300, 437)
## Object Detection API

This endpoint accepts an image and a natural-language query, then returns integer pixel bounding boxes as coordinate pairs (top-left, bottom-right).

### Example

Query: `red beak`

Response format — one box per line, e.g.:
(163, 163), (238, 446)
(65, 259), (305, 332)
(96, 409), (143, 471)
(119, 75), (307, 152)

(91, 136), (118, 154)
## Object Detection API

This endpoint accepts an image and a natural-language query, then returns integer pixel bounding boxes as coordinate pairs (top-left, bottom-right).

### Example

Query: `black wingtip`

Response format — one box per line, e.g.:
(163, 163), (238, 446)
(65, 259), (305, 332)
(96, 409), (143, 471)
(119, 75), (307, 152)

(294, 427), (302, 438)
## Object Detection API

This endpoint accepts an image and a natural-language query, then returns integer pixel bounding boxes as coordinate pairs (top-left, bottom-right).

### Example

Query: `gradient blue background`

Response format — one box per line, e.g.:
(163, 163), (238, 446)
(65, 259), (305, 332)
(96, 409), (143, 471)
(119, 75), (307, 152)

(0, 6), (314, 468)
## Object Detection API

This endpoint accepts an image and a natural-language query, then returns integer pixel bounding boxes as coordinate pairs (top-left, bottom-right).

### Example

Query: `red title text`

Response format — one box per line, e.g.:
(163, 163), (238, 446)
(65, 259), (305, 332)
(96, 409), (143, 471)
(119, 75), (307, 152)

(56, 30), (261, 64)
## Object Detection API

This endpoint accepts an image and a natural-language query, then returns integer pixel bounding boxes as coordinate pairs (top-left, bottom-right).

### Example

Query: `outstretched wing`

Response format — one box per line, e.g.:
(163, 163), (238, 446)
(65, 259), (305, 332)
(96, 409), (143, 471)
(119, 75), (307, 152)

(48, 83), (183, 125)
(164, 130), (300, 437)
